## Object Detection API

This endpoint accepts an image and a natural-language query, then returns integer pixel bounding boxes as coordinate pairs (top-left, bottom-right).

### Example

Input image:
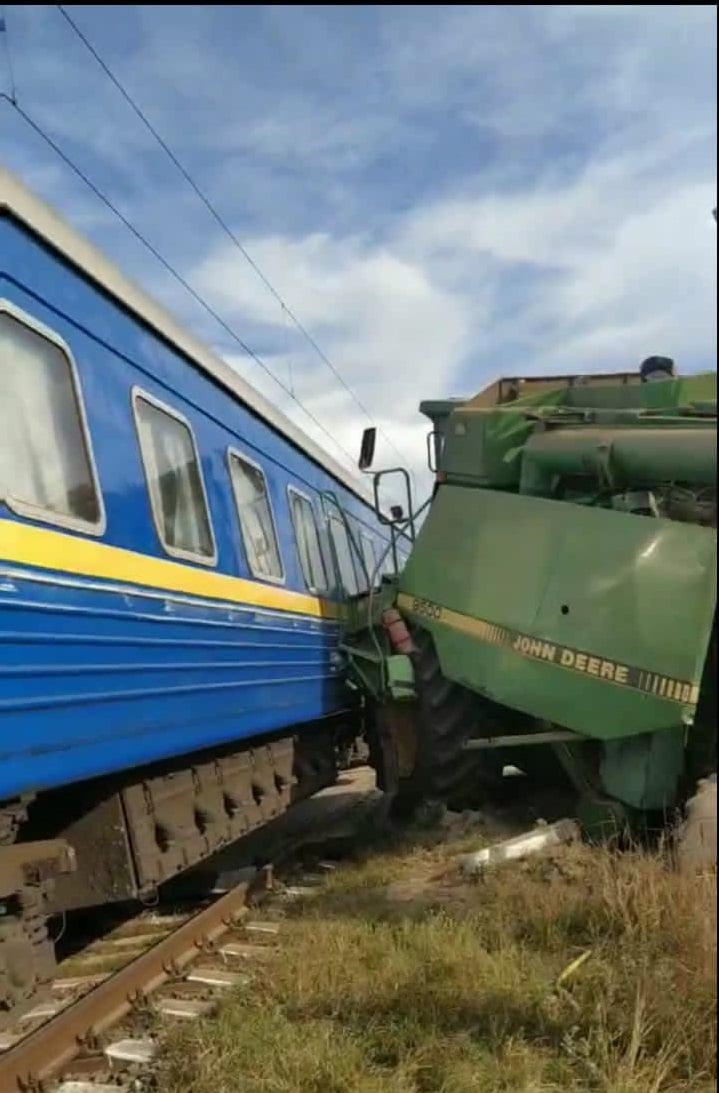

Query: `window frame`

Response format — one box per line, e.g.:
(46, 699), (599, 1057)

(359, 531), (378, 589)
(131, 385), (217, 567)
(286, 485), (328, 594)
(226, 446), (285, 585)
(0, 298), (107, 537)
(327, 511), (360, 597)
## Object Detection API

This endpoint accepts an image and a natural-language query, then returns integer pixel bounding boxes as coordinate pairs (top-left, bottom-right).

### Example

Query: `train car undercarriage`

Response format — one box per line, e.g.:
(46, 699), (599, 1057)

(0, 714), (350, 1027)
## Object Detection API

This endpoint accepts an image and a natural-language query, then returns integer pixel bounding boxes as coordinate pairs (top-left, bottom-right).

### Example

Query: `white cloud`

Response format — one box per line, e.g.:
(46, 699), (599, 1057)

(191, 129), (715, 496)
(194, 231), (474, 496)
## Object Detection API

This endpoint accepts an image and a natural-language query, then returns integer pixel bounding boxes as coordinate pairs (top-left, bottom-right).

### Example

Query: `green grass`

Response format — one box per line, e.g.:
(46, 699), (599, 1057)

(156, 827), (716, 1093)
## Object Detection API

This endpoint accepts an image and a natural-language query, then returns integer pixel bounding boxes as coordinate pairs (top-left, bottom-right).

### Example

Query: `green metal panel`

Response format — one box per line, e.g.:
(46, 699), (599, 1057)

(440, 372), (716, 487)
(564, 372), (716, 410)
(398, 485), (716, 740)
(599, 730), (687, 810)
(520, 424), (716, 495)
(440, 391), (565, 487)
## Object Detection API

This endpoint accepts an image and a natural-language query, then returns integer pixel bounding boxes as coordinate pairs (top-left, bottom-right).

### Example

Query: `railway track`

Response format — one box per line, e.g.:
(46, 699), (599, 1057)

(0, 768), (382, 1093)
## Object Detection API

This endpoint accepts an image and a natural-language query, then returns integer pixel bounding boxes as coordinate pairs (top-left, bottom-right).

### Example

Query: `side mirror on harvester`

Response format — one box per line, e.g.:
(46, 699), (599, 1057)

(358, 426), (377, 470)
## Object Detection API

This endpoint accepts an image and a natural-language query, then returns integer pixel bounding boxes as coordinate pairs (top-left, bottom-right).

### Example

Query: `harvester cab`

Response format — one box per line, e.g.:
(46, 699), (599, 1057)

(347, 367), (717, 866)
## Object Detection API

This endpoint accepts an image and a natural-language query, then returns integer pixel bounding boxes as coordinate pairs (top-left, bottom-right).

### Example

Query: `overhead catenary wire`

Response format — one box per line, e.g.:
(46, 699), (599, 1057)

(0, 90), (360, 473)
(0, 5), (17, 103)
(55, 3), (415, 475)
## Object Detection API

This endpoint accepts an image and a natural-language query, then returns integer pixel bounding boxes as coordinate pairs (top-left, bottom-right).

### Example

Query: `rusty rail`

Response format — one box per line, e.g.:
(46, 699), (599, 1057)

(0, 867), (270, 1093)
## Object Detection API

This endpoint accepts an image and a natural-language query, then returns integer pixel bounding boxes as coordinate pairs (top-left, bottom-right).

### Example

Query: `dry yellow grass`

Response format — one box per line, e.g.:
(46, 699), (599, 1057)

(157, 826), (716, 1093)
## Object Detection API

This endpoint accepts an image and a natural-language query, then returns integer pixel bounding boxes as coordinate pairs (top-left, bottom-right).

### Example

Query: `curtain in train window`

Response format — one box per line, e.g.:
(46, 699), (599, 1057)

(134, 395), (215, 561)
(329, 516), (359, 596)
(0, 309), (101, 527)
(289, 491), (327, 592)
(228, 452), (283, 581)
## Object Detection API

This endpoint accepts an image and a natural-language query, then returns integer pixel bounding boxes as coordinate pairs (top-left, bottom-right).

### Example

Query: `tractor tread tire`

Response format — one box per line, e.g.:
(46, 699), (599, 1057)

(395, 629), (503, 812)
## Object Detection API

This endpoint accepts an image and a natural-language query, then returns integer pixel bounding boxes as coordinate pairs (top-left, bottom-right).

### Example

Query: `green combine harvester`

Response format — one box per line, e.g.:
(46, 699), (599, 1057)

(344, 363), (717, 867)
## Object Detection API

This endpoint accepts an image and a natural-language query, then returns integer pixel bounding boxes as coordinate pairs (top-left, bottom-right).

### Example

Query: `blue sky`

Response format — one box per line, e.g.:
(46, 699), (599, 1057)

(1, 5), (716, 487)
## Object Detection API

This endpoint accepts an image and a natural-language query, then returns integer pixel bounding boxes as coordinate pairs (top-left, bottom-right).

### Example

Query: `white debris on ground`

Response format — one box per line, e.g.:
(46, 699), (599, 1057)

(457, 818), (581, 875)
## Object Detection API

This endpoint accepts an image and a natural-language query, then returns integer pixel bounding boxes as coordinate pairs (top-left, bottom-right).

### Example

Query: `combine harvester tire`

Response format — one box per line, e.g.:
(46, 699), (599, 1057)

(393, 631), (503, 813)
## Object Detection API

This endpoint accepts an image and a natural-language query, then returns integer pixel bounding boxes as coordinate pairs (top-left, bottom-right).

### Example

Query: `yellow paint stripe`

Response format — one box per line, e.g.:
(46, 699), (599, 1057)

(0, 518), (341, 620)
(397, 592), (700, 708)
(398, 594), (504, 647)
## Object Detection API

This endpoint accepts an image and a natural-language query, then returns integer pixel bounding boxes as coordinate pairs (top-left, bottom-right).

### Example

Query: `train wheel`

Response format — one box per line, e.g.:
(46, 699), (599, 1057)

(0, 886), (56, 1028)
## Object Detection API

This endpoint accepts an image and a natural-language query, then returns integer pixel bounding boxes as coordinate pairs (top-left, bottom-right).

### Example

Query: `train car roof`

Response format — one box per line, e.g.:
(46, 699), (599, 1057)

(0, 168), (371, 505)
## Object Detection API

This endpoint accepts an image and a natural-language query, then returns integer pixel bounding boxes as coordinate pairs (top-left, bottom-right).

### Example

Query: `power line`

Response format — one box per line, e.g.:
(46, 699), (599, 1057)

(55, 3), (414, 474)
(0, 6), (17, 103)
(0, 91), (360, 473)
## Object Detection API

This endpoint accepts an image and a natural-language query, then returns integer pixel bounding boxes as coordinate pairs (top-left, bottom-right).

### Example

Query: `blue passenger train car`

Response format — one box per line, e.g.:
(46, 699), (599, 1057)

(0, 168), (395, 1022)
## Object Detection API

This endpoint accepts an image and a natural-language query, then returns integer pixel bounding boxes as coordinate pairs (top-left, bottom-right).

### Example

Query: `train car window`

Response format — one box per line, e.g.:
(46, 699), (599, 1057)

(133, 390), (216, 565)
(360, 533), (377, 589)
(0, 304), (104, 534)
(228, 450), (283, 583)
(328, 515), (359, 596)
(288, 488), (328, 593)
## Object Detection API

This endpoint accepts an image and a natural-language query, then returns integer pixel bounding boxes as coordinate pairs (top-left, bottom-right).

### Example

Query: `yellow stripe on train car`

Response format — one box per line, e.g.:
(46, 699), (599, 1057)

(0, 518), (341, 621)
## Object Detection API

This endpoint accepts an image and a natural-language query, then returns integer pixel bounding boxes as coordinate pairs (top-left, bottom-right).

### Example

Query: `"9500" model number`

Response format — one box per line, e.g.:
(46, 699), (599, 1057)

(411, 597), (443, 620)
